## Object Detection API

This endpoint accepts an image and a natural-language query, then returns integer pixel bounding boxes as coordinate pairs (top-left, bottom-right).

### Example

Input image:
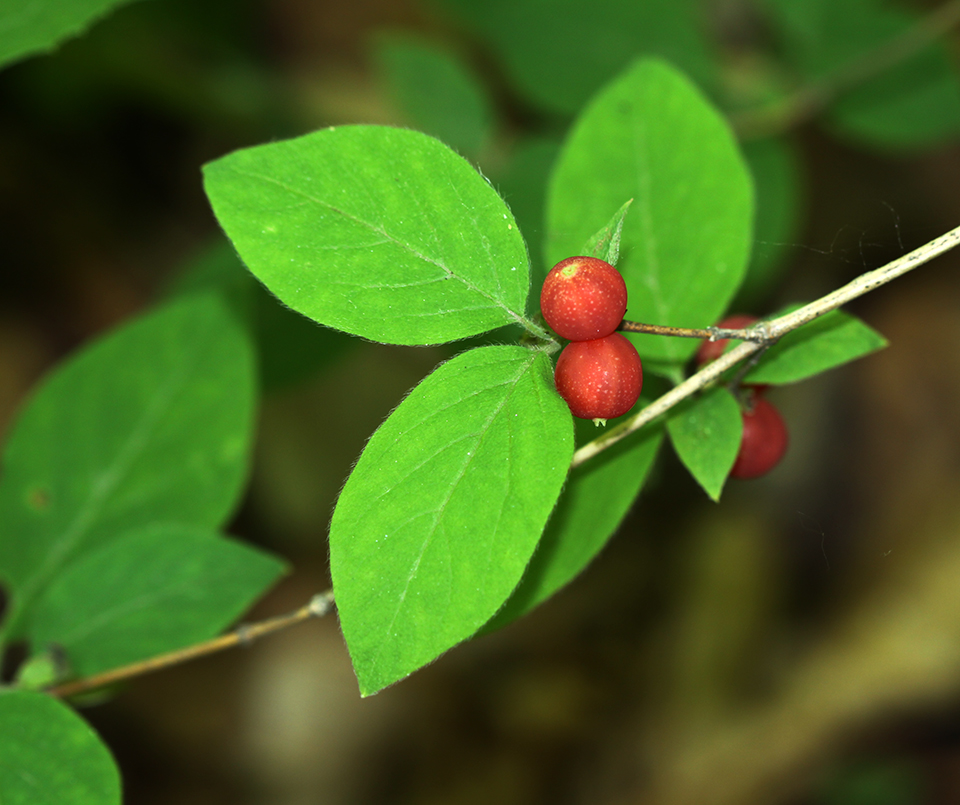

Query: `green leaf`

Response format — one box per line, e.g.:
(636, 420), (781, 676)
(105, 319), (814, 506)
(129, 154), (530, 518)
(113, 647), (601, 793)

(330, 345), (573, 695)
(486, 416), (662, 629)
(0, 295), (257, 638)
(435, 0), (716, 115)
(745, 309), (887, 385)
(373, 33), (493, 158)
(580, 199), (633, 266)
(736, 137), (803, 308)
(0, 0), (140, 71)
(764, 0), (960, 148)
(546, 59), (754, 365)
(833, 40), (960, 148)
(27, 523), (287, 678)
(203, 126), (538, 346)
(0, 690), (120, 805)
(667, 387), (743, 502)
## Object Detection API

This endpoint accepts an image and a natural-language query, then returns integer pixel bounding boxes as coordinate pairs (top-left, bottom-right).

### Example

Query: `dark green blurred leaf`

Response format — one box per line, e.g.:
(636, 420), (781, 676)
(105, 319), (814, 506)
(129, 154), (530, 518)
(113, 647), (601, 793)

(373, 33), (493, 158)
(330, 346), (573, 695)
(28, 523), (287, 677)
(0, 690), (120, 805)
(736, 137), (803, 308)
(667, 387), (742, 501)
(547, 59), (753, 364)
(168, 240), (355, 391)
(764, 0), (960, 148)
(204, 126), (538, 346)
(745, 309), (887, 384)
(486, 413), (661, 629)
(0, 0), (141, 71)
(435, 0), (716, 115)
(254, 288), (355, 391)
(493, 137), (561, 294)
(818, 758), (924, 805)
(0, 295), (256, 638)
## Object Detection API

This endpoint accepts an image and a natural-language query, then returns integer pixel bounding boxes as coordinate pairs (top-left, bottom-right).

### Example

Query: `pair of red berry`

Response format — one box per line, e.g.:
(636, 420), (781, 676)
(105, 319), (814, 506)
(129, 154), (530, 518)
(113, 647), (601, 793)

(540, 261), (787, 479)
(695, 315), (789, 479)
(540, 257), (642, 422)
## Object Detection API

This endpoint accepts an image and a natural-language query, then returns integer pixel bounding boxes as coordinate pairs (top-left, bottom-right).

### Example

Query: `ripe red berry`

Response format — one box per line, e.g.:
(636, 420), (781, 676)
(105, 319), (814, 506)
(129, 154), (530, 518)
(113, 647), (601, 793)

(730, 395), (789, 479)
(695, 314), (759, 367)
(554, 332), (643, 421)
(541, 256), (628, 342)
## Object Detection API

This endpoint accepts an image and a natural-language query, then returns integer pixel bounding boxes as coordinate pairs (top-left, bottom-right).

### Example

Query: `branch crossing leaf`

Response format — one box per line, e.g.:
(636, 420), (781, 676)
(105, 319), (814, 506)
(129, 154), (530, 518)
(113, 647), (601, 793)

(486, 414), (662, 630)
(28, 523), (288, 677)
(745, 308), (887, 385)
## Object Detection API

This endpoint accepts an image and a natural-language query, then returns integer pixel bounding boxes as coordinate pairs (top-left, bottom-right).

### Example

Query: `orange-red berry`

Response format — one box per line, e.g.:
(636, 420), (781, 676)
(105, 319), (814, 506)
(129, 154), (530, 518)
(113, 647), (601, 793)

(554, 332), (643, 420)
(541, 256), (627, 342)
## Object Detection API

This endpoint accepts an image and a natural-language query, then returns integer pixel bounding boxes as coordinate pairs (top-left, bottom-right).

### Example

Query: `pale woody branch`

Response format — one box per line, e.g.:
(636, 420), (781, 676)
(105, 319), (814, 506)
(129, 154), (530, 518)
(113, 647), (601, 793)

(46, 226), (960, 697)
(47, 590), (335, 698)
(572, 224), (960, 469)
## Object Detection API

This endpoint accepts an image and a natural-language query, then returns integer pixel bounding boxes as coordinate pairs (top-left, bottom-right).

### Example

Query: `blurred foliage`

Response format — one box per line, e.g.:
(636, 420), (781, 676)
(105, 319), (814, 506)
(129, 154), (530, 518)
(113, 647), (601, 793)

(168, 240), (355, 391)
(2, 0), (960, 802)
(432, 0), (718, 115)
(371, 32), (492, 158)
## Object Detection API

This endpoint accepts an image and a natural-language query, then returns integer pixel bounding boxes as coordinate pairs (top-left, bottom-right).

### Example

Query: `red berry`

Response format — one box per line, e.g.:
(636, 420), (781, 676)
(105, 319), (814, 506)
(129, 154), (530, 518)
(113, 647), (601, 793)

(541, 256), (628, 342)
(730, 396), (788, 479)
(695, 314), (759, 367)
(554, 333), (643, 421)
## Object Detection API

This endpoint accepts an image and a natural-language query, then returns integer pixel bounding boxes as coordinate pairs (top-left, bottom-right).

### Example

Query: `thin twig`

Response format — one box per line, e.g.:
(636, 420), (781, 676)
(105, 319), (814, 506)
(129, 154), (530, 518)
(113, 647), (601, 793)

(572, 224), (960, 468)
(47, 590), (335, 698)
(733, 0), (960, 138)
(37, 227), (960, 695)
(729, 344), (771, 392)
(619, 320), (769, 343)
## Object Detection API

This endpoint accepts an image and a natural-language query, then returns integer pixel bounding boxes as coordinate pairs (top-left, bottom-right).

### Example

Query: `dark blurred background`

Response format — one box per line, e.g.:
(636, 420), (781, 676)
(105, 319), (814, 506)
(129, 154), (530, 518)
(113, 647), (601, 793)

(2, 0), (960, 803)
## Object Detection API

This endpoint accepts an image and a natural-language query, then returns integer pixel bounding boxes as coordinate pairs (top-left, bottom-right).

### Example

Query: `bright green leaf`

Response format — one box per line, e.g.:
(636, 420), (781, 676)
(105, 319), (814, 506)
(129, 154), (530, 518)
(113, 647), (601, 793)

(667, 387), (743, 502)
(330, 345), (573, 695)
(547, 59), (754, 364)
(435, 0), (716, 115)
(580, 199), (633, 267)
(0, 295), (256, 638)
(486, 415), (661, 629)
(203, 126), (538, 346)
(27, 523), (288, 677)
(0, 690), (120, 805)
(373, 33), (493, 158)
(745, 309), (887, 385)
(0, 0), (140, 71)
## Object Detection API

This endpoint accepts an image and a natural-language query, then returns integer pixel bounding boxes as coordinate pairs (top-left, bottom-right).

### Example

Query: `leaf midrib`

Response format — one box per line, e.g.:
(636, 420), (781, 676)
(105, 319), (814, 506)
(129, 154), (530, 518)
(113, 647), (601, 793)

(367, 353), (537, 677)
(228, 167), (535, 332)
